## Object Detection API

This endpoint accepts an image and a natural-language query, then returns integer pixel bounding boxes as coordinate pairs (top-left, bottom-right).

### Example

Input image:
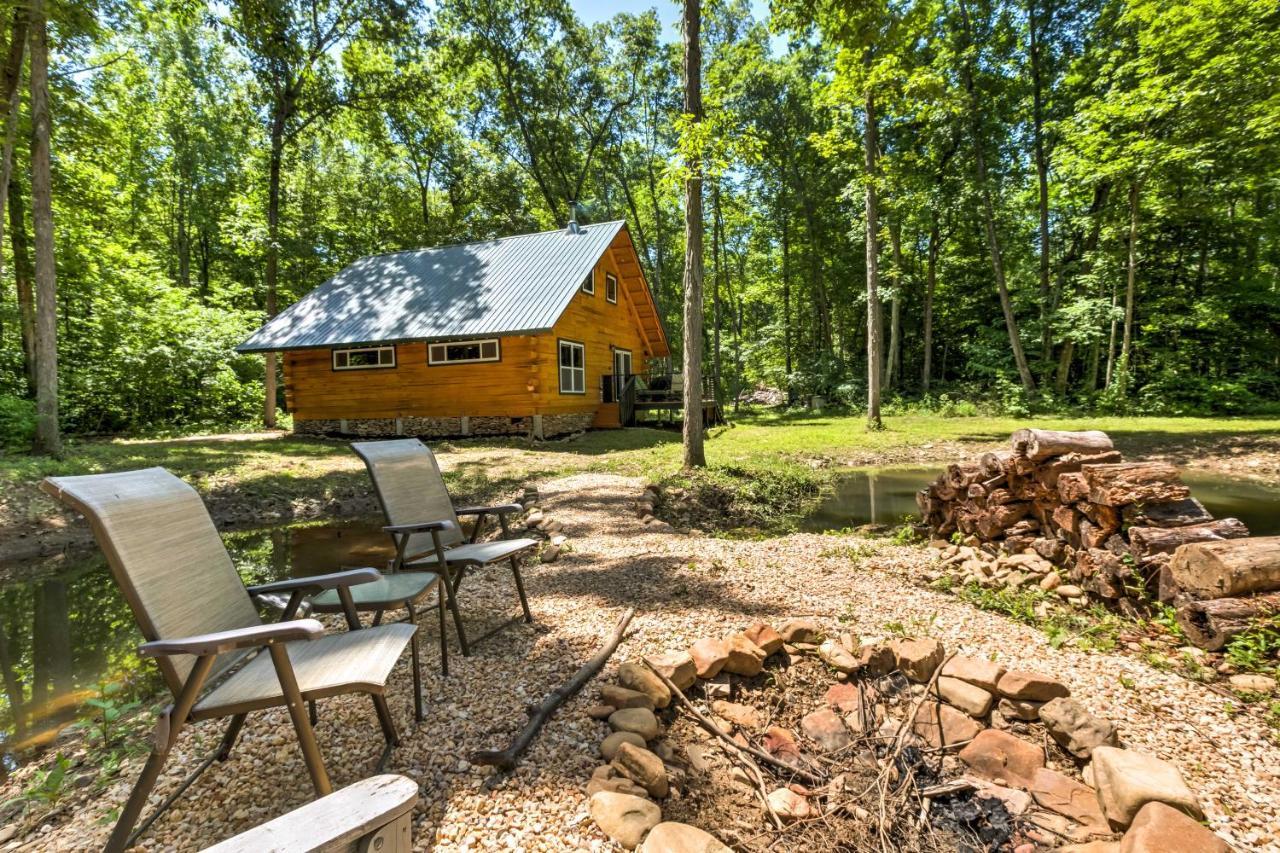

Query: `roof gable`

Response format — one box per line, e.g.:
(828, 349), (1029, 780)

(238, 221), (635, 352)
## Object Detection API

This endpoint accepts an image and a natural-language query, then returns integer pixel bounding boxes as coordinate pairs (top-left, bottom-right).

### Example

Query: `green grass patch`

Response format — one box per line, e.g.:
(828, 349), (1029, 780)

(655, 462), (833, 536)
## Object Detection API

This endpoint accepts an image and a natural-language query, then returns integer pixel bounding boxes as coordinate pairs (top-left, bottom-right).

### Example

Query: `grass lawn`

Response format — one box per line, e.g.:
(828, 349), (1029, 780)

(3, 410), (1279, 552)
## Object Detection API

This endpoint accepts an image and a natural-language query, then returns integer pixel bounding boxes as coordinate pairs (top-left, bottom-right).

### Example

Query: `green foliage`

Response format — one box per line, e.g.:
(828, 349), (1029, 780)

(26, 755), (71, 805)
(1224, 615), (1280, 674)
(660, 462), (831, 535)
(0, 395), (37, 449)
(81, 681), (142, 749)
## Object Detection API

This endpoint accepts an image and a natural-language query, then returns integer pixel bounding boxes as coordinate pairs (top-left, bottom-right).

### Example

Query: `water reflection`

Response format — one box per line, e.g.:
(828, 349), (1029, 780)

(0, 518), (390, 769)
(801, 467), (1280, 536)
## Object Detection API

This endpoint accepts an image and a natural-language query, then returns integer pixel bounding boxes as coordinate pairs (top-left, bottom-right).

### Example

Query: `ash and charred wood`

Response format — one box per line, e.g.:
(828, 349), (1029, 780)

(1176, 594), (1280, 651)
(471, 607), (634, 770)
(1170, 536), (1280, 599)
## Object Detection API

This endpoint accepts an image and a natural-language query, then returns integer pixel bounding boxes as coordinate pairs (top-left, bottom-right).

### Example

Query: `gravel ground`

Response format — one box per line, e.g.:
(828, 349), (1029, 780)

(12, 472), (1279, 851)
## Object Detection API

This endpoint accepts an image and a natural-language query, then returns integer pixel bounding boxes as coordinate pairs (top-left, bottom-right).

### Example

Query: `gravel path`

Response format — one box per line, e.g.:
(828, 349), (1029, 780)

(17, 473), (1279, 851)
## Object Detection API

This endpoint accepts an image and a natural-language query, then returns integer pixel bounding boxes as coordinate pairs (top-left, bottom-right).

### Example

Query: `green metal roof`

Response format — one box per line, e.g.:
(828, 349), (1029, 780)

(237, 221), (628, 352)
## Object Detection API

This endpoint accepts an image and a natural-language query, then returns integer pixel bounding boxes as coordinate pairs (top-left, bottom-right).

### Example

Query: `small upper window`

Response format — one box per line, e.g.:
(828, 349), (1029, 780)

(605, 273), (618, 304)
(333, 346), (395, 370)
(559, 340), (585, 394)
(428, 338), (501, 365)
(582, 270), (595, 295)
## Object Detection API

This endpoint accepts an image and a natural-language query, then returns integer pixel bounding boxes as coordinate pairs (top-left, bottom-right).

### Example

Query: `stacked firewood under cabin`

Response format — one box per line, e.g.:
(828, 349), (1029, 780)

(919, 429), (1280, 649)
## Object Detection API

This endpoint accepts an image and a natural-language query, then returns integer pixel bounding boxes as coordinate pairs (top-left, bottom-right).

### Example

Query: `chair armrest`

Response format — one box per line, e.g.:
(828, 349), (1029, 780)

(455, 504), (523, 516)
(139, 619), (325, 657)
(383, 520), (454, 534)
(246, 567), (381, 597)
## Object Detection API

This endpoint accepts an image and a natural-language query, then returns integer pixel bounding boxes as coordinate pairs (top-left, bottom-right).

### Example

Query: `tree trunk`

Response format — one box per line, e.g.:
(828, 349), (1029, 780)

(864, 87), (883, 430)
(28, 0), (58, 455)
(10, 181), (33, 397)
(1170, 537), (1280, 599)
(680, 0), (705, 469)
(1104, 277), (1118, 389)
(922, 221), (939, 393)
(0, 7), (26, 390)
(1119, 180), (1139, 385)
(712, 180), (724, 404)
(1010, 428), (1114, 461)
(781, 191), (792, 400)
(884, 217), (903, 391)
(264, 125), (284, 429)
(1028, 0), (1052, 365)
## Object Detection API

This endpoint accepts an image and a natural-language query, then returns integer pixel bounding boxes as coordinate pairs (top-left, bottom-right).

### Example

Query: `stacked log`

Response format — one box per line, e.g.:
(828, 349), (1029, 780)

(921, 429), (1279, 648)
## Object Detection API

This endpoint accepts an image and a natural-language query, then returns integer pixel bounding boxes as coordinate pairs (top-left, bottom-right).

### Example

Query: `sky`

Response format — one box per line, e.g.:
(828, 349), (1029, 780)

(571, 0), (775, 42)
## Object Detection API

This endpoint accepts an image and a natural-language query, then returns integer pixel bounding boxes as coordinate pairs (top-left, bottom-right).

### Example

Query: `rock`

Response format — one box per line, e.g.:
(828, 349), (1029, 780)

(856, 643), (897, 675)
(590, 791), (662, 849)
(603, 685), (657, 711)
(824, 682), (863, 713)
(939, 655), (1005, 692)
(1119, 801), (1230, 853)
(762, 727), (804, 768)
(1091, 746), (1202, 829)
(889, 637), (945, 682)
(1057, 584), (1084, 598)
(541, 543), (561, 562)
(818, 638), (858, 673)
(602, 731), (648, 761)
(997, 669), (1069, 702)
(0, 826), (13, 845)
(1039, 697), (1119, 759)
(910, 700), (983, 748)
(1030, 767), (1109, 831)
(975, 782), (1033, 816)
(801, 708), (852, 753)
(704, 673), (731, 699)
(935, 676), (995, 718)
(646, 651), (698, 691)
(620, 661), (672, 709)
(711, 700), (763, 730)
(612, 742), (670, 798)
(1040, 572), (1062, 591)
(609, 707), (661, 740)
(689, 638), (730, 679)
(684, 743), (711, 773)
(640, 822), (733, 853)
(587, 775), (650, 798)
(958, 729), (1045, 788)
(742, 622), (784, 655)
(1228, 673), (1277, 693)
(766, 788), (813, 822)
(997, 698), (1043, 721)
(1058, 844), (1121, 853)
(722, 634), (767, 676)
(588, 704), (618, 720)
(779, 619), (821, 644)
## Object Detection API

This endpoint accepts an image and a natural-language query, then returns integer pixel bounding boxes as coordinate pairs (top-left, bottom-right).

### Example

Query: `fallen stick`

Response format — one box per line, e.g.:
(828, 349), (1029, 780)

(471, 607), (634, 770)
(641, 659), (826, 785)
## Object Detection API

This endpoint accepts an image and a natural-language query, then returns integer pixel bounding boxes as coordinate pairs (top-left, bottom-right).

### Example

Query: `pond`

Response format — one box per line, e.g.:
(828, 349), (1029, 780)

(801, 467), (1280, 537)
(0, 519), (393, 771)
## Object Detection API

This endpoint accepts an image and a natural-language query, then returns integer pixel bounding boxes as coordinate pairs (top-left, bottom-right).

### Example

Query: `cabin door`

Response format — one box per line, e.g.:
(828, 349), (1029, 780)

(613, 349), (632, 397)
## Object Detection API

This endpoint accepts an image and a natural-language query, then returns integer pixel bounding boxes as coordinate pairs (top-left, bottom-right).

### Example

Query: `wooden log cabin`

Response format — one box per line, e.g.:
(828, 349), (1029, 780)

(238, 220), (670, 438)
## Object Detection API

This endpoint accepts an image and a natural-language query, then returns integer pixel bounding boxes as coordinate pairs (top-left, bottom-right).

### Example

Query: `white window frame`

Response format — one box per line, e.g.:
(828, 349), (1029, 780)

(332, 346), (396, 371)
(427, 338), (501, 365)
(581, 269), (595, 295)
(605, 272), (618, 304)
(558, 339), (585, 394)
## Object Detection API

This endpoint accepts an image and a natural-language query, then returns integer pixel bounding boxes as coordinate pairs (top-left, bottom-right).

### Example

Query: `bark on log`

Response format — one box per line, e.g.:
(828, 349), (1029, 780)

(1175, 594), (1280, 651)
(946, 462), (982, 491)
(979, 450), (1013, 478)
(1033, 449), (1124, 488)
(1121, 498), (1213, 529)
(1170, 536), (1280, 599)
(1081, 462), (1189, 506)
(986, 487), (1015, 506)
(1077, 548), (1129, 599)
(1011, 428), (1114, 461)
(1052, 505), (1082, 540)
(1081, 503), (1121, 537)
(1129, 519), (1249, 558)
(1058, 472), (1089, 503)
(471, 607), (634, 769)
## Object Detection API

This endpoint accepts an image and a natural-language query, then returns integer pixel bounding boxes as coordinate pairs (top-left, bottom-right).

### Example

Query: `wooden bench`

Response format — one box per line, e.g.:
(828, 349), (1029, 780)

(202, 774), (418, 852)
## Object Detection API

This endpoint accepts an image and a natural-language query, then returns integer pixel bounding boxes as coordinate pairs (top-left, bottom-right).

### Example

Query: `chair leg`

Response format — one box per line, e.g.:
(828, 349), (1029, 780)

(268, 644), (332, 797)
(437, 581), (449, 677)
(372, 693), (399, 747)
(442, 566), (470, 657)
(309, 700), (318, 726)
(405, 600), (424, 722)
(105, 723), (174, 853)
(216, 714), (247, 761)
(509, 556), (534, 623)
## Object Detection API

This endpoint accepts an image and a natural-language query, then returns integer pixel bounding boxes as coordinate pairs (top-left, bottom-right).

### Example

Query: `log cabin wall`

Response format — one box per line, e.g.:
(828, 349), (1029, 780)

(283, 234), (661, 437)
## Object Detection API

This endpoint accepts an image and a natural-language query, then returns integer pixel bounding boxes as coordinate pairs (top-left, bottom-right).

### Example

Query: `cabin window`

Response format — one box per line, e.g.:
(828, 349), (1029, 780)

(558, 339), (585, 394)
(582, 269), (595, 295)
(332, 346), (396, 370)
(605, 272), (618, 304)
(428, 338), (501, 365)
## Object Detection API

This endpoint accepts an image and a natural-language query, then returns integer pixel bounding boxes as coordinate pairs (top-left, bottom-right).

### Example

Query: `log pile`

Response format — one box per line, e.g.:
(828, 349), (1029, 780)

(920, 429), (1280, 649)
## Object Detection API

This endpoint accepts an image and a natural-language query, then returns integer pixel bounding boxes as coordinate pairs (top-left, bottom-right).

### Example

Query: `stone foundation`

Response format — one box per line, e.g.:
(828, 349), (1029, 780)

(294, 410), (599, 440)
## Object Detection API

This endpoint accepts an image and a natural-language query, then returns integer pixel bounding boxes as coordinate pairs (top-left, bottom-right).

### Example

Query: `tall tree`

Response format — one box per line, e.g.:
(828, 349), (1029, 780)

(681, 0), (706, 468)
(28, 0), (58, 454)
